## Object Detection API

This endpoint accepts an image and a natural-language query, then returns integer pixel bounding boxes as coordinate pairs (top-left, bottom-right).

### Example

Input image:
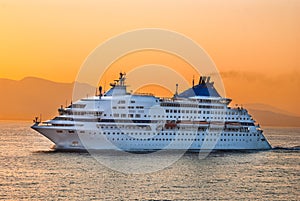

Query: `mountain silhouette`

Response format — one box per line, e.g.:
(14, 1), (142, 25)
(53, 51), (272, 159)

(0, 77), (95, 121)
(0, 77), (299, 127)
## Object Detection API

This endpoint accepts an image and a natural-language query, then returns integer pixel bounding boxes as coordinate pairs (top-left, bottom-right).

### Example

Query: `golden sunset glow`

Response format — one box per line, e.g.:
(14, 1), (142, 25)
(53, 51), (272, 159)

(0, 0), (299, 116)
(98, 50), (199, 89)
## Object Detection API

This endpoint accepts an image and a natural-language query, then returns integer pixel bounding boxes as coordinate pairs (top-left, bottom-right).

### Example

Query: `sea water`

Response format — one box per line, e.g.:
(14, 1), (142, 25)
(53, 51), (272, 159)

(0, 121), (299, 200)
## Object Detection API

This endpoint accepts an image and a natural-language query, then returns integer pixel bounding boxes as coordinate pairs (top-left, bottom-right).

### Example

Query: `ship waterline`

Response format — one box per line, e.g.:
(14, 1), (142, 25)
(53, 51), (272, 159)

(32, 73), (272, 151)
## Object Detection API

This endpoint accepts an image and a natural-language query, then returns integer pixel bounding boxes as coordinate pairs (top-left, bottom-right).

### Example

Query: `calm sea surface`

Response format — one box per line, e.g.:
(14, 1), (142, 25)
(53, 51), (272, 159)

(0, 121), (299, 200)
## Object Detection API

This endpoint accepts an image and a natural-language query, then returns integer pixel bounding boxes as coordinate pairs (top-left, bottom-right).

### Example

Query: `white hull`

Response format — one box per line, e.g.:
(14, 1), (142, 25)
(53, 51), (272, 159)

(32, 124), (272, 151)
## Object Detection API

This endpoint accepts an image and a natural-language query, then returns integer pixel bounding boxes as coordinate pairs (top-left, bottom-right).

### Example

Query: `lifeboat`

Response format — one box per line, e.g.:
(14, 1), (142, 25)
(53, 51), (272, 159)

(164, 120), (177, 129)
(225, 122), (242, 128)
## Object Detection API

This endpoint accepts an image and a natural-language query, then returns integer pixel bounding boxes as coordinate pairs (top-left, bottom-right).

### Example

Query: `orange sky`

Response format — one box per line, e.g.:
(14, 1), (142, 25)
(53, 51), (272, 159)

(0, 0), (299, 114)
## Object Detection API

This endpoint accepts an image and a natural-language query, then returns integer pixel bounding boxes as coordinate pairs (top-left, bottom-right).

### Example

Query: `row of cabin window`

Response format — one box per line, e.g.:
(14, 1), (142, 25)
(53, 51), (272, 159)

(70, 104), (86, 108)
(54, 117), (74, 121)
(118, 100), (159, 104)
(107, 113), (250, 121)
(75, 130), (258, 137)
(164, 115), (251, 121)
(98, 125), (151, 130)
(225, 128), (249, 132)
(113, 106), (243, 117)
(165, 115), (249, 121)
(108, 138), (254, 142)
(117, 104), (227, 110)
(56, 130), (259, 141)
(98, 125), (252, 133)
(64, 111), (102, 116)
(110, 113), (142, 118)
(112, 106), (144, 109)
(165, 109), (246, 116)
(161, 100), (223, 107)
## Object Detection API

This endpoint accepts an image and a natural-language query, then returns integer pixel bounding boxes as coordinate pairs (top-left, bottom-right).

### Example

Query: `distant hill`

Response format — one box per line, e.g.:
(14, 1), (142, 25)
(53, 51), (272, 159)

(244, 103), (299, 117)
(243, 103), (300, 127)
(0, 77), (95, 121)
(247, 109), (300, 127)
(0, 77), (299, 127)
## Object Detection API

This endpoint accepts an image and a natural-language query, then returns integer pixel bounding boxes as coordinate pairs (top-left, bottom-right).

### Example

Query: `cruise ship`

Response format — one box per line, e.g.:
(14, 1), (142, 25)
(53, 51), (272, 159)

(31, 73), (272, 151)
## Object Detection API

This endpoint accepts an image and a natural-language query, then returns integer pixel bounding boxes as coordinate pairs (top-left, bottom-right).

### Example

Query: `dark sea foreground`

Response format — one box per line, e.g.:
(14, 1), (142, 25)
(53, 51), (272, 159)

(0, 121), (299, 200)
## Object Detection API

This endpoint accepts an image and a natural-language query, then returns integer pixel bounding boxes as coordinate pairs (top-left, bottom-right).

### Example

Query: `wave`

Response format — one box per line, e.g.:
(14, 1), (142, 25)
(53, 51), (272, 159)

(272, 146), (300, 151)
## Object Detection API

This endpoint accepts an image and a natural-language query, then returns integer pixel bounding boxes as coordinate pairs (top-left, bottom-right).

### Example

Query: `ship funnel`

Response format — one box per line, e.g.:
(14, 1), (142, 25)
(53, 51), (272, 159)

(207, 76), (211, 83)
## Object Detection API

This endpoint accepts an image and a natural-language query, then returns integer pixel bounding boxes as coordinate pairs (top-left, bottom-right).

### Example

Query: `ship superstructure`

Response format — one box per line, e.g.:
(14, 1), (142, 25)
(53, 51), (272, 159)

(32, 73), (272, 151)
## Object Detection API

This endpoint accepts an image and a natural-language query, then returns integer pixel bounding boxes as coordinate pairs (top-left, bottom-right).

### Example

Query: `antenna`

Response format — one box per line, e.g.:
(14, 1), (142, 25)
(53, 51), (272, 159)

(192, 75), (195, 87)
(175, 83), (178, 96)
(34, 116), (38, 123)
(99, 86), (102, 99)
(199, 76), (203, 85)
